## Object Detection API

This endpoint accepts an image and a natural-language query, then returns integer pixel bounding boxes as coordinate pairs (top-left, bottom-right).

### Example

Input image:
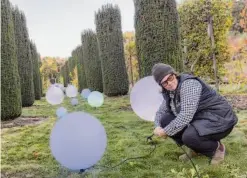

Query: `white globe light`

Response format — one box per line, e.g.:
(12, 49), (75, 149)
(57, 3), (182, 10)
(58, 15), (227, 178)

(66, 85), (78, 98)
(130, 76), (164, 121)
(56, 107), (68, 119)
(71, 98), (79, 106)
(46, 86), (64, 105)
(87, 91), (104, 107)
(81, 89), (91, 99)
(50, 112), (107, 170)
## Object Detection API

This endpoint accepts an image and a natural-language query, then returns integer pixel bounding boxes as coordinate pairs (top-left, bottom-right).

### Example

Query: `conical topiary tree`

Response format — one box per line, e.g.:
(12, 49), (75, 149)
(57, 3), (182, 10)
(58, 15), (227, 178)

(68, 57), (74, 77)
(30, 41), (41, 100)
(1, 0), (22, 120)
(38, 54), (43, 96)
(95, 4), (129, 96)
(13, 7), (35, 106)
(62, 61), (70, 87)
(134, 0), (183, 77)
(72, 46), (87, 92)
(81, 30), (103, 92)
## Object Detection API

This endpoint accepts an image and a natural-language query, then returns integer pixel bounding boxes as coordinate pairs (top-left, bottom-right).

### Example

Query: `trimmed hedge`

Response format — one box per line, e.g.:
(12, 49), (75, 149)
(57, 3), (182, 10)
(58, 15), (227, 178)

(72, 46), (87, 92)
(30, 41), (41, 100)
(1, 0), (22, 120)
(81, 30), (103, 92)
(95, 4), (129, 96)
(134, 0), (182, 77)
(13, 7), (34, 106)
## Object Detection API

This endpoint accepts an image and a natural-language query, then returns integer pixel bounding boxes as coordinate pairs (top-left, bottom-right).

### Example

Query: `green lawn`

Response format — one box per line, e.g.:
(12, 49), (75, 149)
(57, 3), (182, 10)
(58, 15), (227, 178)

(1, 96), (247, 178)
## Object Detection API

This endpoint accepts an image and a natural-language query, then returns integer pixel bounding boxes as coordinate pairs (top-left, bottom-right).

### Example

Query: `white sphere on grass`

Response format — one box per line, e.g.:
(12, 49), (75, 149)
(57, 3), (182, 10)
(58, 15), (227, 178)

(81, 89), (91, 99)
(46, 86), (64, 105)
(130, 76), (163, 121)
(66, 85), (78, 98)
(50, 112), (107, 170)
(87, 91), (104, 107)
(56, 107), (68, 118)
(71, 98), (79, 106)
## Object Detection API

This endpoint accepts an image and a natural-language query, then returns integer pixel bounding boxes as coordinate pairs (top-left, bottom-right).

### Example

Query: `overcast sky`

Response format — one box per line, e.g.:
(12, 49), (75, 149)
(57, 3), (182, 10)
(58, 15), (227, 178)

(10, 0), (182, 58)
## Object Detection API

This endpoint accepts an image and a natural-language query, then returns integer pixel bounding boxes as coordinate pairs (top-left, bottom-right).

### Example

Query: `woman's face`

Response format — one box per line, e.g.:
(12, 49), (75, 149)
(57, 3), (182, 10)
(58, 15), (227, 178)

(160, 74), (178, 91)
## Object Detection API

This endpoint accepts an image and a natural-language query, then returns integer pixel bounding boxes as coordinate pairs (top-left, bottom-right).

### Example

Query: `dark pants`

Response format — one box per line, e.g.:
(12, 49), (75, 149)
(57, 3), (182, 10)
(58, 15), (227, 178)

(160, 113), (233, 157)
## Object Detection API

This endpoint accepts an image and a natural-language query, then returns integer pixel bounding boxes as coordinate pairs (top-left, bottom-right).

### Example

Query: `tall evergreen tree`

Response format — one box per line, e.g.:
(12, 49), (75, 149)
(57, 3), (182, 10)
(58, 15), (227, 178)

(62, 61), (70, 87)
(13, 7), (34, 106)
(1, 0), (22, 120)
(95, 4), (129, 96)
(67, 57), (75, 83)
(61, 66), (66, 87)
(68, 57), (75, 76)
(81, 30), (103, 92)
(134, 0), (182, 77)
(72, 46), (87, 92)
(38, 54), (43, 96)
(30, 41), (41, 100)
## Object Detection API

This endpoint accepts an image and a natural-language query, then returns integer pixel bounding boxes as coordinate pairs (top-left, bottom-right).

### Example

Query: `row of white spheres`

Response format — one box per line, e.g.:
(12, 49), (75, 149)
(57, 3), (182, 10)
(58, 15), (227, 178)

(49, 76), (163, 171)
(45, 84), (104, 107)
(52, 76), (162, 121)
(48, 76), (162, 121)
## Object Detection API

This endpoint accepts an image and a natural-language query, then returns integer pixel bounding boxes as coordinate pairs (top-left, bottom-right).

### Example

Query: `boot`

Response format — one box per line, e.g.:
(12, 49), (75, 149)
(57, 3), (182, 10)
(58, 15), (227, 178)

(179, 148), (199, 162)
(210, 143), (225, 165)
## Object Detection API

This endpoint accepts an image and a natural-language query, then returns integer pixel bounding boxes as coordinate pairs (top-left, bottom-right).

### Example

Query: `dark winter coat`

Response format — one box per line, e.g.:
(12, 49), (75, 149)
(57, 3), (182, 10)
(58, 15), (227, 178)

(162, 74), (238, 136)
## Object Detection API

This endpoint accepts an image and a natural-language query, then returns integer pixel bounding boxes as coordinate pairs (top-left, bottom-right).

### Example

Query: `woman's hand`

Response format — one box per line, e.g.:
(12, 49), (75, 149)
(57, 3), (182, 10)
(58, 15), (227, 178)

(153, 127), (168, 138)
(154, 126), (162, 136)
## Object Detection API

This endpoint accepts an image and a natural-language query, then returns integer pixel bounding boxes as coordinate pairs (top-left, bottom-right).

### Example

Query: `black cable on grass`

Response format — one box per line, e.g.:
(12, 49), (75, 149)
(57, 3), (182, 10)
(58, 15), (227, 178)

(178, 144), (201, 178)
(78, 134), (201, 178)
(77, 133), (157, 175)
(92, 134), (157, 170)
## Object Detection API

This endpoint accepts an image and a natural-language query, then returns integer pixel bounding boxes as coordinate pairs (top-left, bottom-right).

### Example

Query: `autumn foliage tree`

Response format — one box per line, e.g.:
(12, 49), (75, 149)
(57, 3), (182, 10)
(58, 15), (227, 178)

(123, 31), (139, 87)
(231, 0), (246, 33)
(40, 57), (64, 90)
(178, 0), (233, 79)
(239, 1), (247, 32)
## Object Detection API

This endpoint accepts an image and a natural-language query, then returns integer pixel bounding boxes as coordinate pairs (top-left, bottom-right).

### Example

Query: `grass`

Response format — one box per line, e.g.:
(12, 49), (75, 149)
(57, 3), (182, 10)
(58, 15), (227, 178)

(1, 95), (247, 178)
(220, 84), (247, 95)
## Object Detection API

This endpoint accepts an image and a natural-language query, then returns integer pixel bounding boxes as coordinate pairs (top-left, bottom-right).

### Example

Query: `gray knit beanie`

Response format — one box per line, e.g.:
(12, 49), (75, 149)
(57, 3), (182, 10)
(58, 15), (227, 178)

(152, 63), (175, 84)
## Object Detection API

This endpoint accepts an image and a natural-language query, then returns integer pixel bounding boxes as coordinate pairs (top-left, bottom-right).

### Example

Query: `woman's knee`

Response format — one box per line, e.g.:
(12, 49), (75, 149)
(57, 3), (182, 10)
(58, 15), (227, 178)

(182, 126), (200, 147)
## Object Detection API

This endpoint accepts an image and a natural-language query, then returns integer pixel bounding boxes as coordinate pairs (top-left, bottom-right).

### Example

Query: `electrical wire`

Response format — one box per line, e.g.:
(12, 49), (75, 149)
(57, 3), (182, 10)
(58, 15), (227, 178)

(91, 134), (156, 170)
(178, 144), (201, 178)
(78, 134), (201, 178)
